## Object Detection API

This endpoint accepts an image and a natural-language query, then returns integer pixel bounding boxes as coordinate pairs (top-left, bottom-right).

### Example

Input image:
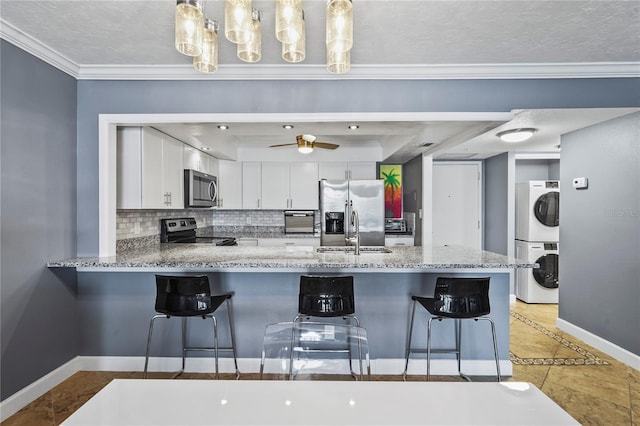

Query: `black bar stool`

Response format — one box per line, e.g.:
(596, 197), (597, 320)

(403, 277), (501, 382)
(290, 275), (368, 379)
(143, 275), (239, 379)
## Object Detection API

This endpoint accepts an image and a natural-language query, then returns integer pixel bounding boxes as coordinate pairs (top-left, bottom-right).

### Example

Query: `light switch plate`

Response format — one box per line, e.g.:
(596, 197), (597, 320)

(573, 177), (589, 189)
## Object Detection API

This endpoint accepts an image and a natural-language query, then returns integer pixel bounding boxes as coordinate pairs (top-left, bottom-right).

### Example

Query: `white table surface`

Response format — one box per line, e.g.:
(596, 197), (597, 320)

(61, 379), (578, 425)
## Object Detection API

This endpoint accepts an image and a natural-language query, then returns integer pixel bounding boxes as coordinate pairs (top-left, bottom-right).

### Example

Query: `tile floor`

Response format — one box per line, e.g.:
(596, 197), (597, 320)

(2, 301), (639, 425)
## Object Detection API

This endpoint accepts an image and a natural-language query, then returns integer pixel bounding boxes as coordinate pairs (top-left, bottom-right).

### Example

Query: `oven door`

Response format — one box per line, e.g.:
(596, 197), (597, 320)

(185, 169), (218, 208)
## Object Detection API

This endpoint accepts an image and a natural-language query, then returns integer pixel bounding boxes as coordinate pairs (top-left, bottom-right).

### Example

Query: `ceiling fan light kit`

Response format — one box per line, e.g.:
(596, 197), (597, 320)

(269, 134), (340, 154)
(497, 128), (538, 143)
(174, 0), (352, 74)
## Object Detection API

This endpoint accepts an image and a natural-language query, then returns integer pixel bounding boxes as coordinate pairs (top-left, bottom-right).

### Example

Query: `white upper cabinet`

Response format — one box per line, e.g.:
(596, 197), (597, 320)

(242, 162), (262, 209)
(318, 162), (376, 180)
(261, 162), (290, 209)
(218, 160), (242, 209)
(184, 146), (218, 177)
(261, 162), (318, 210)
(289, 162), (319, 209)
(118, 127), (184, 209)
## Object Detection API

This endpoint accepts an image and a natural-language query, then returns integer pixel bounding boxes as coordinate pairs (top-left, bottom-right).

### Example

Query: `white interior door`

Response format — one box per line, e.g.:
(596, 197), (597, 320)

(432, 162), (482, 249)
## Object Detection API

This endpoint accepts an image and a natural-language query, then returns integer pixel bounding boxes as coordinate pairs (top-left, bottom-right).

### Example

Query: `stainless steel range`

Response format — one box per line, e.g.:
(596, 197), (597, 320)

(160, 218), (236, 246)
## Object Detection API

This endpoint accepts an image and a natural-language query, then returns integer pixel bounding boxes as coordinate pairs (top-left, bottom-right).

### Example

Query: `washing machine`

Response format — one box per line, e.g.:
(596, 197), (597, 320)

(515, 181), (560, 242)
(515, 240), (559, 303)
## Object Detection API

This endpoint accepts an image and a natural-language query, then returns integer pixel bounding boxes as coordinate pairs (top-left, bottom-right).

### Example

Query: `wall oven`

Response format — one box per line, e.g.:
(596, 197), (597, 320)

(184, 169), (217, 208)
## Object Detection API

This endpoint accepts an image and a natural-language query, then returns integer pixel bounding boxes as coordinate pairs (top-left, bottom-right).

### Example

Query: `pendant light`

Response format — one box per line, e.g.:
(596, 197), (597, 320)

(193, 19), (219, 73)
(225, 0), (252, 44)
(327, 48), (350, 74)
(238, 9), (262, 62)
(282, 10), (305, 63)
(175, 0), (204, 56)
(326, 0), (352, 53)
(276, 0), (302, 43)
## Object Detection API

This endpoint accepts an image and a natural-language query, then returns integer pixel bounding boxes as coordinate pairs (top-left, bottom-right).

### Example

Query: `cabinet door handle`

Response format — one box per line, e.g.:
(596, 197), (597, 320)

(257, 198), (261, 209)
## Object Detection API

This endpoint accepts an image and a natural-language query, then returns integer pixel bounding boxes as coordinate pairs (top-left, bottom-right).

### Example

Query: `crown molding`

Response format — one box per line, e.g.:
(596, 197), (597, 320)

(2, 18), (639, 81)
(0, 19), (79, 77)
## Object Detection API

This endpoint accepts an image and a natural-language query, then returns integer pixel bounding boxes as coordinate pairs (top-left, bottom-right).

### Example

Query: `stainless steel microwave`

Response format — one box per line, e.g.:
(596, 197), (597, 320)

(184, 169), (218, 208)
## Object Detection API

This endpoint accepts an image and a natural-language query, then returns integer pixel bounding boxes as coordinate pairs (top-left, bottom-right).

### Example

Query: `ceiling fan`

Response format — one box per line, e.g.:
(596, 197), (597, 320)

(269, 134), (339, 154)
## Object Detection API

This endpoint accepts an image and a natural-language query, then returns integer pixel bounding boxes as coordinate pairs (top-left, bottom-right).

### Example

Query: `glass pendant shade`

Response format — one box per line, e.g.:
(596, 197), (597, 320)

(282, 11), (305, 62)
(193, 19), (218, 73)
(225, 0), (252, 44)
(238, 9), (261, 62)
(175, 0), (204, 56)
(327, 48), (350, 74)
(276, 0), (302, 43)
(326, 0), (352, 52)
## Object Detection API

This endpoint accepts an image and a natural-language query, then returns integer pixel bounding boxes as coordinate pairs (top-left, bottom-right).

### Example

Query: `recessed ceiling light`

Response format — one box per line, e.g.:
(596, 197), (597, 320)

(348, 125), (359, 130)
(217, 125), (229, 130)
(282, 124), (294, 130)
(497, 128), (537, 143)
(201, 146), (211, 151)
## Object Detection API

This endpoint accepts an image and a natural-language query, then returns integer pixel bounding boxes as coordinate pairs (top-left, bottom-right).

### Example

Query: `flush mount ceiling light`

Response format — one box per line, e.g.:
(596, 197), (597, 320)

(497, 128), (537, 143)
(174, 0), (351, 73)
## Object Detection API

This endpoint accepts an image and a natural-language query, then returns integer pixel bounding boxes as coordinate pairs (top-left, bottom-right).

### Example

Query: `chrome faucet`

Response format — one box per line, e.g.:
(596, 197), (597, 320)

(345, 208), (360, 255)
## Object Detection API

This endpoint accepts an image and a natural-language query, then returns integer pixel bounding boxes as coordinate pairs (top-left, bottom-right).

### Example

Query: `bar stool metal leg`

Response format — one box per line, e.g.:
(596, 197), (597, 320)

(403, 300), (418, 381)
(144, 314), (167, 379)
(225, 298), (240, 379)
(426, 317), (436, 381)
(477, 317), (501, 382)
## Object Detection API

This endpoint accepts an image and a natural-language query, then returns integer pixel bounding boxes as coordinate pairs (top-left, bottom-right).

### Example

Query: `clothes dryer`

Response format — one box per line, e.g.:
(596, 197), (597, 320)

(515, 240), (559, 303)
(515, 181), (559, 242)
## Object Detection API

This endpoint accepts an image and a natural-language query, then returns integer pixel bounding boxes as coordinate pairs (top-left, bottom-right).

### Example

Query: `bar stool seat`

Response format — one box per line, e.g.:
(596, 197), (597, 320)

(403, 276), (501, 382)
(143, 275), (239, 379)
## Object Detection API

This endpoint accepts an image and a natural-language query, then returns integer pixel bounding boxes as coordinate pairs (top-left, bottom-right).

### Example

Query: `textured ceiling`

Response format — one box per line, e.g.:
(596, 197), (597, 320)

(1, 0), (638, 67)
(1, 1), (638, 161)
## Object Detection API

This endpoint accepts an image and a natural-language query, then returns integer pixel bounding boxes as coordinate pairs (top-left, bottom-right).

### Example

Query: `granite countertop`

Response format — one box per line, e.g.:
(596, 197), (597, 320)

(48, 244), (535, 271)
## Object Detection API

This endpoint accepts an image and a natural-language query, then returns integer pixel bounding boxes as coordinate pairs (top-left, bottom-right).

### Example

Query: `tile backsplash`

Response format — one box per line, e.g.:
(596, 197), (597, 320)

(116, 209), (314, 245)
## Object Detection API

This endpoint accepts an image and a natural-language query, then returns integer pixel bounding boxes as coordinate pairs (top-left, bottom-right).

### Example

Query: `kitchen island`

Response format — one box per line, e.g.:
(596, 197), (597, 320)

(49, 245), (533, 377)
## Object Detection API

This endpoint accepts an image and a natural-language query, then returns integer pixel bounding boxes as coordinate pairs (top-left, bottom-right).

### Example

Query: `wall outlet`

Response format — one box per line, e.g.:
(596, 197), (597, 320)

(572, 177), (589, 189)
(134, 222), (140, 234)
(246, 216), (252, 225)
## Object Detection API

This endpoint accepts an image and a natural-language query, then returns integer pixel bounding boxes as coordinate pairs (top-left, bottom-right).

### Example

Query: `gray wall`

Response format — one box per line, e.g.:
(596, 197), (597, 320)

(515, 159), (560, 182)
(484, 153), (510, 255)
(77, 271), (511, 362)
(0, 41), (78, 400)
(402, 155), (423, 246)
(559, 112), (640, 356)
(77, 78), (640, 255)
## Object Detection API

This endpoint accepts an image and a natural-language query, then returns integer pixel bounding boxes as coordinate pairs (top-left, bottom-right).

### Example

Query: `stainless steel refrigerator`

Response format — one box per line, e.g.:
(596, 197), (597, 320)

(320, 179), (385, 246)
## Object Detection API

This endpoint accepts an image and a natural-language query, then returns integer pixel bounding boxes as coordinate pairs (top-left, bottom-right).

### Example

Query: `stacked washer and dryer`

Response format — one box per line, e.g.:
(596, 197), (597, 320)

(515, 181), (560, 303)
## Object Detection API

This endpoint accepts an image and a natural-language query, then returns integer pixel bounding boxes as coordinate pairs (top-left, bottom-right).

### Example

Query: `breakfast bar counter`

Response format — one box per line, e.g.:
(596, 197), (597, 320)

(48, 245), (533, 377)
(48, 244), (534, 271)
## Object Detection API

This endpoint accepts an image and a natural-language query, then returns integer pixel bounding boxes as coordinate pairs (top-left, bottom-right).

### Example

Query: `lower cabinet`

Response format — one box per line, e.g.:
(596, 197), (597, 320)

(385, 236), (415, 246)
(258, 238), (320, 247)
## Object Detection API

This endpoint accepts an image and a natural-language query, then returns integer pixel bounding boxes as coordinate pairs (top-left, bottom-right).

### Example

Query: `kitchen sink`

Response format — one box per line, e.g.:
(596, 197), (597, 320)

(316, 247), (392, 254)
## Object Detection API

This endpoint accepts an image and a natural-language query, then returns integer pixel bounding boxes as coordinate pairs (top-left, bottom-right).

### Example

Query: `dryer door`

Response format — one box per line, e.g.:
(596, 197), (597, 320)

(533, 192), (559, 227)
(533, 253), (559, 289)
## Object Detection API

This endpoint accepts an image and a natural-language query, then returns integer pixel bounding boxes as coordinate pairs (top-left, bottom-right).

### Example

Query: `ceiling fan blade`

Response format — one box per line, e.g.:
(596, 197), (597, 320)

(269, 143), (298, 148)
(313, 142), (340, 150)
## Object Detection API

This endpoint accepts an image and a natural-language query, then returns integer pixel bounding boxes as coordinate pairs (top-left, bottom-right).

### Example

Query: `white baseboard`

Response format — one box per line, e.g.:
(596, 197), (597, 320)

(0, 357), (80, 422)
(78, 356), (512, 377)
(1, 356), (513, 421)
(556, 318), (640, 370)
